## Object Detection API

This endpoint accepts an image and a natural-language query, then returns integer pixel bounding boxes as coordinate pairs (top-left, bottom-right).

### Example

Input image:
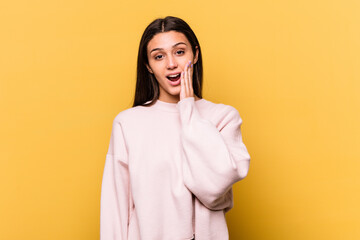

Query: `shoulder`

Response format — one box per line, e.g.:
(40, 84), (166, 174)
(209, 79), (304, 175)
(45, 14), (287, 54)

(111, 104), (149, 125)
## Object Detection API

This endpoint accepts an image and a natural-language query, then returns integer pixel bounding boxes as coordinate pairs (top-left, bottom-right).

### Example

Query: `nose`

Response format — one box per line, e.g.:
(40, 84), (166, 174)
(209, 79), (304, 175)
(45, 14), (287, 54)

(166, 55), (178, 69)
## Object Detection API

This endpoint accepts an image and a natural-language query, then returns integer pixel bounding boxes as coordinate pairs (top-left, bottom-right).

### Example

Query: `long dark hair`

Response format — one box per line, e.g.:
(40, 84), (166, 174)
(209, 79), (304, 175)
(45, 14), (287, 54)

(132, 16), (203, 107)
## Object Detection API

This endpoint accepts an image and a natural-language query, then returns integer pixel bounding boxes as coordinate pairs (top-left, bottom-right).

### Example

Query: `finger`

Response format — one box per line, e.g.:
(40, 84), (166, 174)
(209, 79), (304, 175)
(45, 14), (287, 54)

(184, 62), (188, 96)
(180, 71), (185, 99)
(188, 61), (192, 92)
(189, 62), (194, 93)
(187, 60), (192, 96)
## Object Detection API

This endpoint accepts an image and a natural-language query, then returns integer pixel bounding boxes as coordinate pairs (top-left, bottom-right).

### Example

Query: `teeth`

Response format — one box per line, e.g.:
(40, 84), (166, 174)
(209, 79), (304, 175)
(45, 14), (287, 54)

(168, 74), (179, 77)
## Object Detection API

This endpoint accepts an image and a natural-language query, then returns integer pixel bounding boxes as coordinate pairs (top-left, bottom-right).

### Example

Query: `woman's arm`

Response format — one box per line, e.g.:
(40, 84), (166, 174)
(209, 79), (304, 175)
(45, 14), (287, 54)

(177, 97), (251, 211)
(100, 119), (130, 240)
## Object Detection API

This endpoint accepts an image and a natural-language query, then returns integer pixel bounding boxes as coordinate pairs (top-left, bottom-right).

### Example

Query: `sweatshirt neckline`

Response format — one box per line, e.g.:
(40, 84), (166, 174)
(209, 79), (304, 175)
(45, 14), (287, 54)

(152, 97), (206, 112)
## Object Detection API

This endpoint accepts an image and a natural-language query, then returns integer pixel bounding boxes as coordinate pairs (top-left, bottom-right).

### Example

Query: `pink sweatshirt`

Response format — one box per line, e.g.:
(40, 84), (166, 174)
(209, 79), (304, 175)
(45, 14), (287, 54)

(100, 97), (251, 240)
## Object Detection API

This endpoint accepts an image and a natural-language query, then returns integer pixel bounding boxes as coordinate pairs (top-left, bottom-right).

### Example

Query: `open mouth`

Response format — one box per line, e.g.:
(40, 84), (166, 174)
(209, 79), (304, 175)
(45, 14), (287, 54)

(166, 73), (181, 81)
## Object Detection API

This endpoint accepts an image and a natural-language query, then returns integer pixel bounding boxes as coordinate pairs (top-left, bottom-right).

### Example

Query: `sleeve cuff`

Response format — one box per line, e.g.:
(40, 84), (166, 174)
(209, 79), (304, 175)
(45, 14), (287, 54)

(176, 97), (195, 110)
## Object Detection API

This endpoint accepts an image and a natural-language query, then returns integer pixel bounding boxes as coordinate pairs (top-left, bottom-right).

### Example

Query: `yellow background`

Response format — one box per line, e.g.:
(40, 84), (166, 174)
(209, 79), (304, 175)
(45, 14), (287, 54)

(1, 0), (359, 239)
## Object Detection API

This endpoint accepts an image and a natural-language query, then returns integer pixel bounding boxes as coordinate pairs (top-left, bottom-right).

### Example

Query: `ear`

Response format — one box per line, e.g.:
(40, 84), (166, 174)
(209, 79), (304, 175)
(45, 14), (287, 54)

(146, 64), (153, 74)
(193, 46), (199, 65)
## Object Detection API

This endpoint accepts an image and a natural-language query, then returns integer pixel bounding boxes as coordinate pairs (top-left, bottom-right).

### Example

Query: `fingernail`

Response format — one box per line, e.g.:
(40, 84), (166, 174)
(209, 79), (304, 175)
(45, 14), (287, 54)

(191, 64), (193, 68)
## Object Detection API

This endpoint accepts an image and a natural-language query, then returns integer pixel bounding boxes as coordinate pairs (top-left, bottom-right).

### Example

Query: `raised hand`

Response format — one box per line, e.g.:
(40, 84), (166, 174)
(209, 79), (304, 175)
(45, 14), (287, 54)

(179, 60), (194, 101)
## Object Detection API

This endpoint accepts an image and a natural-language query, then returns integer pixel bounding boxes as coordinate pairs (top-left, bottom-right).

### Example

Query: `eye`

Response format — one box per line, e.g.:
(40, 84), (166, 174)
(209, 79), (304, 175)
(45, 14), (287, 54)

(154, 54), (163, 60)
(176, 50), (185, 55)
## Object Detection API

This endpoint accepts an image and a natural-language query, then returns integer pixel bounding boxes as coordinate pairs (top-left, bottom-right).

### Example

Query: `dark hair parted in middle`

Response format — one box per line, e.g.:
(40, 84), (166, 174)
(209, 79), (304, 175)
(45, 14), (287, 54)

(132, 16), (203, 108)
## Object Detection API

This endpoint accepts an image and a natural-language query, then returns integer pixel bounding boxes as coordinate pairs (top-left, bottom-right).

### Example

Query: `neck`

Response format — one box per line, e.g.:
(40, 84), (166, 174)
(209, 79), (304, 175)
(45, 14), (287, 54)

(158, 95), (200, 103)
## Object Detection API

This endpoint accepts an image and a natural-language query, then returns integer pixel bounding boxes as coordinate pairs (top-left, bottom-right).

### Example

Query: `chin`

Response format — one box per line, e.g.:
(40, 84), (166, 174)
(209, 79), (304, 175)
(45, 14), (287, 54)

(166, 88), (181, 96)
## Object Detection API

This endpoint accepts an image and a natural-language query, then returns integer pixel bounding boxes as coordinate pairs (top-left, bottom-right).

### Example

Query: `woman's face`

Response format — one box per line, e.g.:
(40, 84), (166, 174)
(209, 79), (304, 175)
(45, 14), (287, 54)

(146, 30), (199, 102)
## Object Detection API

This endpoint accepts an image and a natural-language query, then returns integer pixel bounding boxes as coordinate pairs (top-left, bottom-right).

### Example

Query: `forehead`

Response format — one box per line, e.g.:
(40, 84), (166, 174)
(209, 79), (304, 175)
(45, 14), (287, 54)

(147, 31), (190, 52)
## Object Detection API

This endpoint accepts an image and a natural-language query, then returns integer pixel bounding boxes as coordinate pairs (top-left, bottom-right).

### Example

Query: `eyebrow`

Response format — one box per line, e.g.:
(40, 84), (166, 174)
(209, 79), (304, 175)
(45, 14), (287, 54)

(149, 42), (187, 54)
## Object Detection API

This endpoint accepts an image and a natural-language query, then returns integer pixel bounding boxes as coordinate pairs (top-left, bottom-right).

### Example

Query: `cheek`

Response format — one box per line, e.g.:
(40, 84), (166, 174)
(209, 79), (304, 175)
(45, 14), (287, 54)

(148, 63), (162, 76)
(180, 61), (188, 69)
(183, 55), (195, 66)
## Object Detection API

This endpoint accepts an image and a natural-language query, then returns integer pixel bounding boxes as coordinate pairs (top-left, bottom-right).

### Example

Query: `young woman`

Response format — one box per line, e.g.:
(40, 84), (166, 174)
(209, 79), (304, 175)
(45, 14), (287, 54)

(100, 16), (251, 240)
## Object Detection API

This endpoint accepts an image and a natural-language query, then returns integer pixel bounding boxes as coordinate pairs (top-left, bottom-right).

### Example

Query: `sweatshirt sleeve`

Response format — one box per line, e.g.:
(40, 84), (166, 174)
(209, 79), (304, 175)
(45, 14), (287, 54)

(176, 97), (251, 211)
(100, 118), (130, 240)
